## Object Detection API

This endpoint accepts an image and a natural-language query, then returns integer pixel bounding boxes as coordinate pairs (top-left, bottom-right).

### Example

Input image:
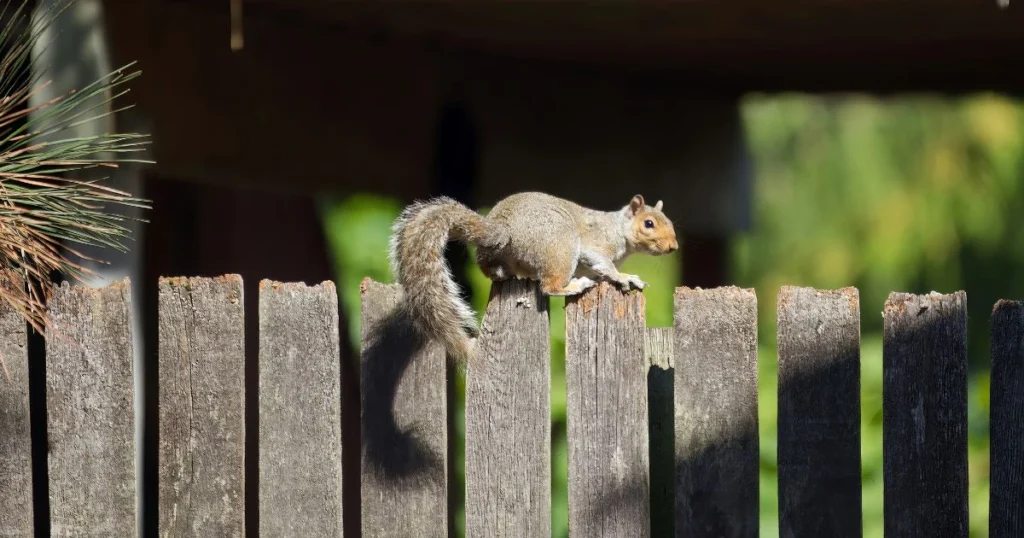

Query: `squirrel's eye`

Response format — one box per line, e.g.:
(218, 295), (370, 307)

(644, 219), (654, 229)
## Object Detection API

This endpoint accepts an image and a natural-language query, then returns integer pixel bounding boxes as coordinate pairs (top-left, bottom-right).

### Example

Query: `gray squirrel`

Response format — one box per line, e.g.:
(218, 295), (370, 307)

(389, 192), (679, 364)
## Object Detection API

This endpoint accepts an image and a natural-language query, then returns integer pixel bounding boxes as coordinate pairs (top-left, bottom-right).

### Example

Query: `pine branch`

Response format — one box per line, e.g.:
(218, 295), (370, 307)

(0, 0), (151, 340)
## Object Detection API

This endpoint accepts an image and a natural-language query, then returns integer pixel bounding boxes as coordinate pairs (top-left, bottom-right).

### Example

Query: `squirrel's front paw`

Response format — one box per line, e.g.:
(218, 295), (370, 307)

(616, 274), (647, 291)
(627, 275), (647, 290)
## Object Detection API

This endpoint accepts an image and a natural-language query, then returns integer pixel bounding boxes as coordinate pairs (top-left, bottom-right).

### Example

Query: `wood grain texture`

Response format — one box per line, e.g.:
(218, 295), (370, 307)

(359, 279), (447, 538)
(674, 286), (759, 538)
(565, 282), (649, 538)
(46, 280), (136, 537)
(0, 298), (31, 536)
(646, 327), (674, 538)
(158, 275), (245, 537)
(258, 280), (343, 537)
(465, 279), (551, 537)
(989, 300), (1024, 538)
(777, 286), (861, 537)
(883, 291), (968, 538)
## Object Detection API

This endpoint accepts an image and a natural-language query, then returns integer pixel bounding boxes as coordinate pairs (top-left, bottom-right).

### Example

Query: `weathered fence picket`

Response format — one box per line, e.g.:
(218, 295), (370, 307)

(466, 279), (551, 537)
(777, 286), (862, 537)
(989, 300), (1024, 538)
(359, 279), (447, 538)
(565, 282), (650, 538)
(47, 280), (136, 536)
(883, 291), (969, 538)
(158, 276), (246, 537)
(258, 280), (343, 537)
(0, 299), (31, 537)
(674, 286), (760, 538)
(645, 327), (674, 538)
(1, 274), (1020, 536)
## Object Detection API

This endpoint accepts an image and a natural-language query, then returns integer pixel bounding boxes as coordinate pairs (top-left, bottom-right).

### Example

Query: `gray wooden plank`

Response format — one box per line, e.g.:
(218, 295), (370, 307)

(777, 286), (862, 537)
(565, 281), (649, 538)
(646, 327), (673, 371)
(46, 279), (136, 537)
(258, 280), (343, 537)
(646, 327), (674, 538)
(674, 285), (759, 538)
(989, 299), (1024, 538)
(158, 275), (246, 537)
(883, 291), (968, 538)
(465, 279), (551, 537)
(359, 278), (447, 538)
(0, 294), (32, 537)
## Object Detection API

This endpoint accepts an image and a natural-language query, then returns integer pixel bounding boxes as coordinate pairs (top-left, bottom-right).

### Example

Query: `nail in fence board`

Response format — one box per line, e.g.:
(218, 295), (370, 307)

(674, 286), (759, 538)
(359, 279), (447, 538)
(158, 276), (246, 537)
(777, 286), (862, 537)
(466, 279), (551, 537)
(258, 280), (343, 537)
(646, 327), (674, 538)
(990, 300), (1024, 538)
(565, 282), (650, 538)
(47, 280), (136, 536)
(883, 291), (968, 538)
(0, 299), (31, 536)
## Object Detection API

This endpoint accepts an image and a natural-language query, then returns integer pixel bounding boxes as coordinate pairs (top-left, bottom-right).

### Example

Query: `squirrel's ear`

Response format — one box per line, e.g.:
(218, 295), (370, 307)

(630, 195), (645, 214)
(654, 200), (663, 211)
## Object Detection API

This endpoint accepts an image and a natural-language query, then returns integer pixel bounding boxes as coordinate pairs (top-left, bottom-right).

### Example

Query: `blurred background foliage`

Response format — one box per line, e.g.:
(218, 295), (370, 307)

(321, 92), (1022, 537)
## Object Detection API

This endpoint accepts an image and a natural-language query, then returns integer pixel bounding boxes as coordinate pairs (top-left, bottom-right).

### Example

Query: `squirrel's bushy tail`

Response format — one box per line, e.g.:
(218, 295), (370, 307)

(388, 197), (509, 363)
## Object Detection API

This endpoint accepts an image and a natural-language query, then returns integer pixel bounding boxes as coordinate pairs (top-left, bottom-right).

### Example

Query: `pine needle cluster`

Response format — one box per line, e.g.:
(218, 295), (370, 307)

(0, 0), (150, 337)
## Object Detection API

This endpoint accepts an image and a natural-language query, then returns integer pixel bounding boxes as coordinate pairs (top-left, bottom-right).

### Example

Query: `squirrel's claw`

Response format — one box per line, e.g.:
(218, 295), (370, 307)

(615, 273), (647, 291)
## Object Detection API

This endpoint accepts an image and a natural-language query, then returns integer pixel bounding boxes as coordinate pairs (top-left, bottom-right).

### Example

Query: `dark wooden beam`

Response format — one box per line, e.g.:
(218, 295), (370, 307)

(244, 0), (1024, 93)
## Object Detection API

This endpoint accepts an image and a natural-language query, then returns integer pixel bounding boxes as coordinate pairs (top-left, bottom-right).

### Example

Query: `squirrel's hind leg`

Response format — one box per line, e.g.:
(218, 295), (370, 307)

(476, 248), (513, 282)
(540, 275), (596, 296)
(536, 240), (595, 296)
(479, 262), (512, 282)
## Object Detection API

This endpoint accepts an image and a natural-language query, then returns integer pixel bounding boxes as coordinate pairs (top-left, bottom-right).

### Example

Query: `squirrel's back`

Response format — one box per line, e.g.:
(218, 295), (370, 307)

(481, 192), (588, 277)
(487, 192), (588, 244)
(488, 192), (585, 225)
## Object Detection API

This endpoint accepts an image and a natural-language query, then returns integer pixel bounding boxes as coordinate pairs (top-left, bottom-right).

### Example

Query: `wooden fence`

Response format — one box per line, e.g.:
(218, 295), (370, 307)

(0, 274), (1020, 537)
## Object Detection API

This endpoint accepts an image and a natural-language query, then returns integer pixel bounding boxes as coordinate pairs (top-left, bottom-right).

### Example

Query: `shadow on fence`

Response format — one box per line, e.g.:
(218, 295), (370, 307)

(360, 303), (445, 487)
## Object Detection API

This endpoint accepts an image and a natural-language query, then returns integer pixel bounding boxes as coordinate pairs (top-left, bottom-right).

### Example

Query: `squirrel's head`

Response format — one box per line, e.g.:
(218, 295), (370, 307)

(624, 194), (679, 255)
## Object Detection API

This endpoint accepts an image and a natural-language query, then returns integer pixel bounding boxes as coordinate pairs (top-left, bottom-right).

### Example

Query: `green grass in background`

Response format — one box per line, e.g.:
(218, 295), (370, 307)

(321, 92), (1020, 537)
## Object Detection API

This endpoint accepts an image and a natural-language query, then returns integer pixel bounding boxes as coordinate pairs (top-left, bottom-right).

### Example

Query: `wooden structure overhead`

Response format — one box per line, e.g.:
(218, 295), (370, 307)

(249, 0), (1024, 93)
(100, 0), (1024, 201)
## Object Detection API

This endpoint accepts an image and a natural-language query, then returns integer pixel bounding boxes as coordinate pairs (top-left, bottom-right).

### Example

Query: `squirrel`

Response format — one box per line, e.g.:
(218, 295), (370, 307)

(388, 192), (679, 364)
